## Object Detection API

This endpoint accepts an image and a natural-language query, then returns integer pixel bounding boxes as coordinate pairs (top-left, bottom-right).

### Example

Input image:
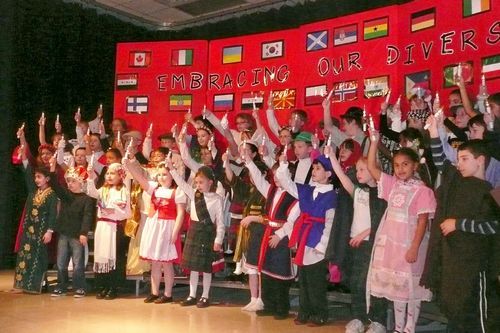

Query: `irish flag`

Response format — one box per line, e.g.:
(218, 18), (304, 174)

(463, 0), (490, 17)
(171, 49), (193, 66)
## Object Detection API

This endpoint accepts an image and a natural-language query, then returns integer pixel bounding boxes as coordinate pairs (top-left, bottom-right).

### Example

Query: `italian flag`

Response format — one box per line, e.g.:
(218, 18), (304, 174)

(482, 55), (500, 74)
(171, 49), (193, 66)
(463, 0), (490, 16)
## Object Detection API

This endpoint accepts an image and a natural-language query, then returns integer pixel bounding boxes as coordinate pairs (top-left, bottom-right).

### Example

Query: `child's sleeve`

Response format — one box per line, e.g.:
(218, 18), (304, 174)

(377, 172), (396, 201)
(170, 169), (194, 200)
(214, 195), (225, 245)
(174, 188), (188, 205)
(412, 185), (437, 217)
(276, 162), (299, 199)
(274, 201), (300, 239)
(315, 207), (335, 254)
(456, 218), (498, 235)
(46, 194), (58, 231)
(80, 196), (96, 236)
(245, 159), (271, 196)
(86, 179), (99, 199)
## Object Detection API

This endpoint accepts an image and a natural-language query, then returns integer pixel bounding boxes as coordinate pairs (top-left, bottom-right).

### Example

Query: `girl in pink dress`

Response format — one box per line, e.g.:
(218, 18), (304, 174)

(366, 131), (436, 333)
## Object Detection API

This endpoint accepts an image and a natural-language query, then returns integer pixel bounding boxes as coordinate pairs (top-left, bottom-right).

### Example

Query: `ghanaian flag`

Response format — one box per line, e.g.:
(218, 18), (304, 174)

(364, 17), (388, 40)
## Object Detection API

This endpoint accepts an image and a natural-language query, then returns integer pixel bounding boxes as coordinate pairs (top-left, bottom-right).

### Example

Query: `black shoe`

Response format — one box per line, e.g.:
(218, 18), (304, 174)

(256, 309), (275, 317)
(308, 315), (327, 327)
(104, 288), (117, 300)
(196, 297), (210, 308)
(154, 295), (173, 304)
(144, 294), (159, 303)
(274, 313), (289, 320)
(180, 296), (197, 306)
(96, 288), (108, 299)
(294, 313), (309, 325)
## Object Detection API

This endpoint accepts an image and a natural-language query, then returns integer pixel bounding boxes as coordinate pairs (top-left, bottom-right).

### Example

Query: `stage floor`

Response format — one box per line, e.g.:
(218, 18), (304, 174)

(0, 270), (350, 333)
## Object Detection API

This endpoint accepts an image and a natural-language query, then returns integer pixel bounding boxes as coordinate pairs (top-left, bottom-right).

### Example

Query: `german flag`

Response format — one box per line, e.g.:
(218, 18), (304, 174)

(364, 17), (388, 40)
(411, 8), (435, 32)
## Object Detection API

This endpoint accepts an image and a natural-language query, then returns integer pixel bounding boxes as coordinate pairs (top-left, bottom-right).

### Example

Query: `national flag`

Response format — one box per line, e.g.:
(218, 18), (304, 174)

(411, 8), (436, 32)
(364, 17), (388, 40)
(171, 49), (193, 66)
(116, 73), (138, 90)
(482, 55), (500, 77)
(332, 81), (358, 103)
(443, 63), (473, 88)
(129, 51), (151, 67)
(463, 0), (490, 17)
(334, 24), (357, 46)
(169, 94), (192, 111)
(126, 96), (148, 113)
(306, 31), (328, 51)
(262, 41), (284, 59)
(213, 94), (234, 111)
(305, 85), (327, 105)
(222, 46), (242, 64)
(241, 92), (264, 110)
(272, 89), (296, 109)
(364, 76), (389, 98)
(405, 71), (430, 98)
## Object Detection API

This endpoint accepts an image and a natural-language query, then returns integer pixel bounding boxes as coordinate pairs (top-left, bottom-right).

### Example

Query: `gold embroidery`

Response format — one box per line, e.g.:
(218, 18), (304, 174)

(28, 226), (34, 234)
(31, 208), (38, 217)
(19, 261), (26, 269)
(32, 187), (53, 207)
(24, 244), (30, 252)
(15, 274), (22, 281)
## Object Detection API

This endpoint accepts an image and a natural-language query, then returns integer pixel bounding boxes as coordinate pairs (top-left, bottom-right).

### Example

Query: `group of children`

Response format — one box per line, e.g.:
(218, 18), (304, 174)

(12, 78), (499, 332)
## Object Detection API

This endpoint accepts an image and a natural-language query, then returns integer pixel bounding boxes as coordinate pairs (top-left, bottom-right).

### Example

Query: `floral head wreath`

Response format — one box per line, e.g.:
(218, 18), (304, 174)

(196, 125), (213, 135)
(65, 166), (88, 183)
(107, 162), (126, 180)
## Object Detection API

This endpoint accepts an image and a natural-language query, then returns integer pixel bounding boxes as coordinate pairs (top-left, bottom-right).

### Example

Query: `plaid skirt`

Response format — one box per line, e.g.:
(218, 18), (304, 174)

(181, 220), (217, 273)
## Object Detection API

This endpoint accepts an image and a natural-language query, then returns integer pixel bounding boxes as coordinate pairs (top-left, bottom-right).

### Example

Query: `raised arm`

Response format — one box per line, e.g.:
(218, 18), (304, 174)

(367, 130), (382, 181)
(266, 92), (281, 140)
(178, 139), (202, 172)
(275, 155), (298, 199)
(325, 145), (354, 196)
(167, 161), (195, 200)
(244, 157), (271, 196)
(426, 114), (447, 172)
(122, 158), (150, 192)
(457, 75), (476, 118)
(38, 114), (47, 145)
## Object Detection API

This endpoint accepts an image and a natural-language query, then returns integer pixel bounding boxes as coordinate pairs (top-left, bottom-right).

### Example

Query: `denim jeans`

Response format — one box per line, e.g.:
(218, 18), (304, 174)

(57, 234), (86, 290)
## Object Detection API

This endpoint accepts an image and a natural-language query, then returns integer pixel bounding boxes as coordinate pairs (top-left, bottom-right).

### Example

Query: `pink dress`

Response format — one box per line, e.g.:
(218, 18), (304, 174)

(367, 173), (436, 302)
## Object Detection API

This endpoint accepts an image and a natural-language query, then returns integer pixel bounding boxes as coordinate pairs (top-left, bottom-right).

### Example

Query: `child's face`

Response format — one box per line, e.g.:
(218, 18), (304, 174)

(200, 148), (213, 166)
(311, 163), (331, 184)
(342, 119), (358, 137)
(156, 167), (172, 187)
(66, 177), (83, 193)
(407, 117), (424, 130)
(457, 149), (483, 178)
(78, 122), (89, 134)
(399, 136), (414, 149)
(150, 151), (166, 166)
(338, 145), (353, 162)
(490, 101), (500, 118)
(235, 117), (251, 132)
(454, 107), (470, 128)
(39, 148), (53, 166)
(160, 139), (174, 149)
(468, 123), (485, 140)
(105, 169), (121, 186)
(278, 130), (292, 146)
(393, 154), (418, 181)
(111, 120), (125, 135)
(240, 144), (257, 160)
(288, 114), (304, 130)
(106, 151), (120, 165)
(448, 93), (462, 107)
(52, 134), (62, 148)
(293, 141), (312, 159)
(74, 149), (87, 166)
(89, 136), (102, 152)
(355, 160), (373, 184)
(194, 174), (213, 192)
(34, 172), (50, 189)
(197, 130), (211, 147)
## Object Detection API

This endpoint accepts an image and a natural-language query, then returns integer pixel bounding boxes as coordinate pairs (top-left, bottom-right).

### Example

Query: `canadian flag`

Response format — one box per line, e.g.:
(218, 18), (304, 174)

(129, 51), (151, 67)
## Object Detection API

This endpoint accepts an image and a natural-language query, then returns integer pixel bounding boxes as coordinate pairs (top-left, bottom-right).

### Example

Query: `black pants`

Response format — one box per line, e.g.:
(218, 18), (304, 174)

(95, 223), (129, 290)
(261, 274), (292, 316)
(298, 260), (328, 321)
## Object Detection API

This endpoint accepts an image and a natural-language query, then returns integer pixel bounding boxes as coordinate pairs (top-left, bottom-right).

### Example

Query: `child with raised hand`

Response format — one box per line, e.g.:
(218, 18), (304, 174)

(14, 142), (58, 294)
(324, 145), (388, 333)
(242, 148), (300, 320)
(48, 156), (95, 298)
(276, 150), (336, 327)
(167, 158), (224, 308)
(86, 162), (131, 300)
(421, 114), (499, 333)
(123, 157), (186, 304)
(366, 129), (436, 333)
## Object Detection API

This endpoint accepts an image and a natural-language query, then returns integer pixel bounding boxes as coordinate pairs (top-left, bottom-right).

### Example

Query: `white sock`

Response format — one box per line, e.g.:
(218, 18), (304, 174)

(403, 301), (421, 333)
(189, 271), (199, 298)
(150, 262), (162, 296)
(394, 301), (407, 333)
(201, 273), (212, 299)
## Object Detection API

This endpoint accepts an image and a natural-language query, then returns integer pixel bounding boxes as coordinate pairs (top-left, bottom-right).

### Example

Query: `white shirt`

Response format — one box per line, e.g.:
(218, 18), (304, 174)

(351, 186), (371, 240)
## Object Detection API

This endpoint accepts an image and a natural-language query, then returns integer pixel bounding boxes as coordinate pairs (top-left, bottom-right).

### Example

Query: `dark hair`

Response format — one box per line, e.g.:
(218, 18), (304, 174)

(400, 128), (423, 147)
(341, 107), (363, 128)
(75, 147), (86, 154)
(340, 138), (356, 151)
(449, 88), (461, 96)
(291, 109), (308, 122)
(158, 133), (174, 141)
(393, 147), (419, 164)
(195, 166), (217, 192)
(111, 118), (128, 132)
(488, 92), (500, 105)
(458, 139), (489, 160)
(106, 148), (122, 160)
(450, 104), (465, 117)
(34, 167), (51, 178)
(467, 114), (487, 130)
(193, 116), (214, 130)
